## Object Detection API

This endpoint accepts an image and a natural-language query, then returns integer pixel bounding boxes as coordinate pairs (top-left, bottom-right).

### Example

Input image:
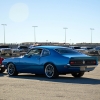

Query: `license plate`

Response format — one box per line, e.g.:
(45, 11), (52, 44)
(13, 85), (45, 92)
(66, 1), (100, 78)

(80, 66), (85, 71)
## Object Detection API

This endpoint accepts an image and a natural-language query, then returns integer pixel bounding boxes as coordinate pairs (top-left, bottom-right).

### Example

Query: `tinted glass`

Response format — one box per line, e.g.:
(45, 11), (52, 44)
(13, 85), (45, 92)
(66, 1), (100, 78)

(74, 47), (81, 49)
(19, 46), (28, 49)
(28, 49), (42, 56)
(87, 47), (93, 50)
(42, 50), (50, 56)
(55, 48), (80, 54)
(0, 46), (10, 48)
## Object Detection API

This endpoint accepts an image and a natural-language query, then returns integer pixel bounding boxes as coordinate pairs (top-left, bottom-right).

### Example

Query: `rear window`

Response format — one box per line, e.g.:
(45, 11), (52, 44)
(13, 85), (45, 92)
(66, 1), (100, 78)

(74, 47), (81, 49)
(55, 48), (80, 54)
(0, 46), (10, 48)
(19, 46), (28, 49)
(87, 47), (93, 50)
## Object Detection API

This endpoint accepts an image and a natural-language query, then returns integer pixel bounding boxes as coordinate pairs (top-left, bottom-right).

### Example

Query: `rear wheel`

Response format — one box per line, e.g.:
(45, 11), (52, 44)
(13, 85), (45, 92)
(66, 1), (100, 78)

(7, 63), (18, 76)
(44, 63), (58, 79)
(71, 72), (85, 78)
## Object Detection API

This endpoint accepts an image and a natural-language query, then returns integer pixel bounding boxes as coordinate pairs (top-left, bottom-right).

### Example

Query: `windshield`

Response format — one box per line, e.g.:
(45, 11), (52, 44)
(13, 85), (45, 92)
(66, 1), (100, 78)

(55, 48), (80, 54)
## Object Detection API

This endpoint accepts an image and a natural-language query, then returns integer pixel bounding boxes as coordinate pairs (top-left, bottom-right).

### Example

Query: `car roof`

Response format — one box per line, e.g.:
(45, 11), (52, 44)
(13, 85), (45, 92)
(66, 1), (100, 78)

(69, 46), (80, 47)
(34, 45), (69, 49)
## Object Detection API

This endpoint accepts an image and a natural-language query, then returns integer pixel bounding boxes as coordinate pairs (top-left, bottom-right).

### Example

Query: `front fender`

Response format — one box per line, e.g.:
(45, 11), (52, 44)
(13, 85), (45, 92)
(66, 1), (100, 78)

(2, 57), (20, 68)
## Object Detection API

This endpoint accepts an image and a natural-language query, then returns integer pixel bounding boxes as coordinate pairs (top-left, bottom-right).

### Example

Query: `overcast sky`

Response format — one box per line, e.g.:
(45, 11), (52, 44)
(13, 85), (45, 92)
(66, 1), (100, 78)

(0, 0), (100, 44)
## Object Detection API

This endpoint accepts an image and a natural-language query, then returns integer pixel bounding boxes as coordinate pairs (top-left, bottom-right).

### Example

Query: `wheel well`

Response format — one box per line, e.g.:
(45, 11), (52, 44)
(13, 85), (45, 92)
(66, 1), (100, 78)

(44, 62), (58, 71)
(6, 62), (15, 67)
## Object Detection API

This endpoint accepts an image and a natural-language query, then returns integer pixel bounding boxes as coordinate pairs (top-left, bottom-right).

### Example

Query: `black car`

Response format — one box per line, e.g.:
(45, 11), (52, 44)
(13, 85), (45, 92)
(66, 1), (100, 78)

(17, 45), (28, 52)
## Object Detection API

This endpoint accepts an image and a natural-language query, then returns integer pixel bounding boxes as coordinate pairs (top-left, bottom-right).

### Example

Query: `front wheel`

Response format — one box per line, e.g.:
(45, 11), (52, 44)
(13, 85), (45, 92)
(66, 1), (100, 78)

(44, 63), (58, 79)
(7, 63), (18, 76)
(71, 72), (85, 78)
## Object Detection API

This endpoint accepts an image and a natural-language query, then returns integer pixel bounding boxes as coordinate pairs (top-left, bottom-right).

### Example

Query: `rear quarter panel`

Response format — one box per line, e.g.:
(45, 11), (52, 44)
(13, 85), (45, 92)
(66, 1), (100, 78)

(40, 49), (70, 73)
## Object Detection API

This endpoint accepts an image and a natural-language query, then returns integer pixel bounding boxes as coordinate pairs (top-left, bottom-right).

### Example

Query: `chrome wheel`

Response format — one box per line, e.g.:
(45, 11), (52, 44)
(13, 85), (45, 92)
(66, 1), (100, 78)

(45, 64), (58, 78)
(7, 63), (18, 76)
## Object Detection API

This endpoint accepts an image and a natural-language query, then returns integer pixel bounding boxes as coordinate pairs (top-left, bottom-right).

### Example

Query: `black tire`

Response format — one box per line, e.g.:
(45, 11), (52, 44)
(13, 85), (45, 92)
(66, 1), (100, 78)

(44, 63), (58, 79)
(0, 67), (5, 73)
(71, 72), (85, 78)
(7, 63), (18, 76)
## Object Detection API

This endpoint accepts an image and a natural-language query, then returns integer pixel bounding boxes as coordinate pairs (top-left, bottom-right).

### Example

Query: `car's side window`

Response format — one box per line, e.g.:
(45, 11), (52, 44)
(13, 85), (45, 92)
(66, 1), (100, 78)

(27, 49), (42, 56)
(42, 49), (50, 56)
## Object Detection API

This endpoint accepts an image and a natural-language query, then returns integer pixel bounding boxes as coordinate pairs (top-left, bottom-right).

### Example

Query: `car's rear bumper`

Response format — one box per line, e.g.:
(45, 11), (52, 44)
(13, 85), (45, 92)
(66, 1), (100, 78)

(69, 65), (96, 72)
(57, 65), (97, 73)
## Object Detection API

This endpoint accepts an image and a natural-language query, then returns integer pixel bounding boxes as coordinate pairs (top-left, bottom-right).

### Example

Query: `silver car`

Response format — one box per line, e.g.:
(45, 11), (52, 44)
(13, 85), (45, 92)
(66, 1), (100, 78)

(0, 45), (12, 56)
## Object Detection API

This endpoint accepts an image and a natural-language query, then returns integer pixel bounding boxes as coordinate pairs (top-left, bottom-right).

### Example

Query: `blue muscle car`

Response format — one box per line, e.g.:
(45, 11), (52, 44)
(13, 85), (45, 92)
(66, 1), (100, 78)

(2, 46), (98, 79)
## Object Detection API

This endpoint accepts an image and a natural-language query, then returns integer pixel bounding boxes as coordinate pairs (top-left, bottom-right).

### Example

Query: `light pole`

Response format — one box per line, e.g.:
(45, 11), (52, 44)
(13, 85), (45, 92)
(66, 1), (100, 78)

(63, 27), (68, 44)
(1, 24), (7, 44)
(90, 28), (94, 43)
(70, 39), (71, 45)
(32, 26), (38, 45)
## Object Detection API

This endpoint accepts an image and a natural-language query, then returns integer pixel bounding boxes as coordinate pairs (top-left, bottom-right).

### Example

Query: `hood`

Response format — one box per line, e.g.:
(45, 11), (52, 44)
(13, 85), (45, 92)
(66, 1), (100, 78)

(3, 56), (23, 62)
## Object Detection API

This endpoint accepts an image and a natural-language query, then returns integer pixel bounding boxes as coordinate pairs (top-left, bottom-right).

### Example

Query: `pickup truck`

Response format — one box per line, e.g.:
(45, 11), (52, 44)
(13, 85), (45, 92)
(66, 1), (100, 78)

(0, 45), (12, 56)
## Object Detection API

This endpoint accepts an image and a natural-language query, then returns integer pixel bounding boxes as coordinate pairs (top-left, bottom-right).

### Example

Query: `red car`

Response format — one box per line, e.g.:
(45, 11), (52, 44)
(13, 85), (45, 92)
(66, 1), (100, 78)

(0, 57), (5, 73)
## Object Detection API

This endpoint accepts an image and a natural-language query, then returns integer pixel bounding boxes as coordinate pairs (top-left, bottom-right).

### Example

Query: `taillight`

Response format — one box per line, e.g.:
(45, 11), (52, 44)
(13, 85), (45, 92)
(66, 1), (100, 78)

(92, 61), (96, 64)
(1, 57), (4, 61)
(70, 60), (96, 66)
(70, 61), (75, 65)
(86, 60), (96, 65)
(0, 57), (4, 64)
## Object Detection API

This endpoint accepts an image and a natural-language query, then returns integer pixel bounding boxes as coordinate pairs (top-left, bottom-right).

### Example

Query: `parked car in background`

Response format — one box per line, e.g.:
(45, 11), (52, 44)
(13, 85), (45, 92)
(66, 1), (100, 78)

(17, 45), (28, 52)
(12, 49), (20, 56)
(69, 46), (86, 54)
(28, 45), (35, 50)
(28, 44), (42, 50)
(89, 46), (100, 55)
(69, 46), (81, 49)
(0, 57), (5, 73)
(80, 46), (93, 55)
(0, 45), (12, 56)
(2, 46), (98, 79)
